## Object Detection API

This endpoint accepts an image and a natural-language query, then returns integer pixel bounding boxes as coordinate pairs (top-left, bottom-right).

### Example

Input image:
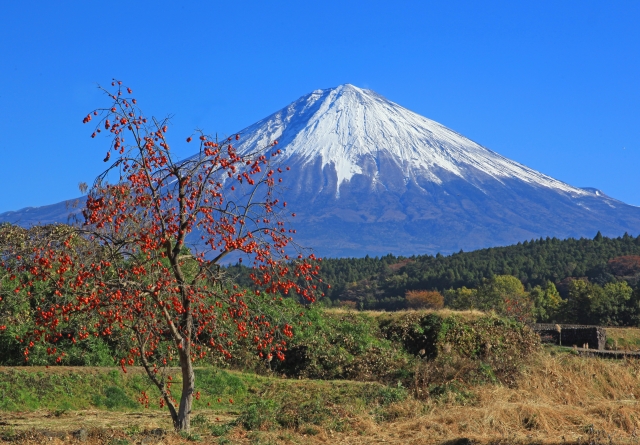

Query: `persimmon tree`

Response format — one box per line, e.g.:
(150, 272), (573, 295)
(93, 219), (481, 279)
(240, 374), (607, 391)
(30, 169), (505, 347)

(0, 80), (322, 431)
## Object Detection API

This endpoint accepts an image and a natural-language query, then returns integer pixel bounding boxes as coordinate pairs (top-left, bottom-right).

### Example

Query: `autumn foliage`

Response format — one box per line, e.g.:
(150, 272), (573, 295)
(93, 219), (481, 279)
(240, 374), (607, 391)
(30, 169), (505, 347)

(405, 290), (444, 310)
(607, 255), (640, 277)
(0, 80), (323, 431)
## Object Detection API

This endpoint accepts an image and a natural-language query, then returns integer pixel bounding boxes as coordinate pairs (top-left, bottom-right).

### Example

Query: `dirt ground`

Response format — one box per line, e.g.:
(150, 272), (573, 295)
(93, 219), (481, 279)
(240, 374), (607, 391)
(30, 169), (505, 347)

(0, 406), (631, 445)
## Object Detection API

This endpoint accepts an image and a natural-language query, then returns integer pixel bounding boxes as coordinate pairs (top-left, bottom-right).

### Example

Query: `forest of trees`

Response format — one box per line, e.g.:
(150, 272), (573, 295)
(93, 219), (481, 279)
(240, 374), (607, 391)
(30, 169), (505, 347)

(228, 232), (640, 324)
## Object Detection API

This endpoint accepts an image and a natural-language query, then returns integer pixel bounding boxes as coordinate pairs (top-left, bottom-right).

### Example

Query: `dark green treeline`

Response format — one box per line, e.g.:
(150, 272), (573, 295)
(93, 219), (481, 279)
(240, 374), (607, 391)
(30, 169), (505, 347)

(229, 232), (640, 311)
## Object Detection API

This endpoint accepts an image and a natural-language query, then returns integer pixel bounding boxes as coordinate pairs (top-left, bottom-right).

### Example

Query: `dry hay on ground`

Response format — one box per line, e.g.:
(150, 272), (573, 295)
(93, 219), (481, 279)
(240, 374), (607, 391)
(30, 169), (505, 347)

(3, 352), (640, 444)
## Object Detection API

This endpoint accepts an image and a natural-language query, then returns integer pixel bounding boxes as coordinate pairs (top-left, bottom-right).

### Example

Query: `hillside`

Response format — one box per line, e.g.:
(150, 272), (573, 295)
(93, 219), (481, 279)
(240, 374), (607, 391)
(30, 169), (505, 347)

(227, 232), (640, 308)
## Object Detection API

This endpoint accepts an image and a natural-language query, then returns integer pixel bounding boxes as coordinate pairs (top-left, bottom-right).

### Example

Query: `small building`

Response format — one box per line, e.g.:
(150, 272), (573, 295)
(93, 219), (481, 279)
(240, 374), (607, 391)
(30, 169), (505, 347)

(532, 323), (606, 350)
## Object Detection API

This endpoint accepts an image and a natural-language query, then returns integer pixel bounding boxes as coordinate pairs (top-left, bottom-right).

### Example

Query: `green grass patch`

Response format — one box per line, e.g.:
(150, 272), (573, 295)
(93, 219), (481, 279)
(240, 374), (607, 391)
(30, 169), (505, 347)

(605, 327), (640, 351)
(0, 366), (422, 435)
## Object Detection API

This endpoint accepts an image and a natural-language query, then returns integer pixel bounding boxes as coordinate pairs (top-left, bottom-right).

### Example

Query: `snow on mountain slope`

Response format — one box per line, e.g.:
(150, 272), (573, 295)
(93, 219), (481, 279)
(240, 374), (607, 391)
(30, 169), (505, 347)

(1, 84), (639, 257)
(232, 84), (592, 198)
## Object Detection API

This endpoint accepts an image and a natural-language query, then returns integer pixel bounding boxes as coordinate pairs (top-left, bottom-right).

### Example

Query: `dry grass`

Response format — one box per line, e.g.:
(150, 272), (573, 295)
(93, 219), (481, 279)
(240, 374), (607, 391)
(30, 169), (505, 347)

(323, 307), (487, 320)
(4, 351), (640, 444)
(283, 349), (640, 444)
(388, 350), (640, 444)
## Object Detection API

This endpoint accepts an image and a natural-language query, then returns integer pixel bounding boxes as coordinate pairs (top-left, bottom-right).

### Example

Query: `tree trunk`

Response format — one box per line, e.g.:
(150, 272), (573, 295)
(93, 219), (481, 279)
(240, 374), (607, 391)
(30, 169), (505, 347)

(175, 342), (195, 432)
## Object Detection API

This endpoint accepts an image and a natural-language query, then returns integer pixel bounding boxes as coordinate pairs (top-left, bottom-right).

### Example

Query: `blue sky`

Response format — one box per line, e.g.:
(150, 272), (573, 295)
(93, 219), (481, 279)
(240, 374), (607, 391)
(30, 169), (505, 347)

(1, 1), (638, 212)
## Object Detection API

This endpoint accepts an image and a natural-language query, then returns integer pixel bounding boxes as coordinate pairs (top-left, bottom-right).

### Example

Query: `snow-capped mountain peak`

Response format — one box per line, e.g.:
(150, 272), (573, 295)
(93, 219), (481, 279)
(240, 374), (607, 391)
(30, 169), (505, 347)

(2, 84), (638, 258)
(233, 84), (592, 198)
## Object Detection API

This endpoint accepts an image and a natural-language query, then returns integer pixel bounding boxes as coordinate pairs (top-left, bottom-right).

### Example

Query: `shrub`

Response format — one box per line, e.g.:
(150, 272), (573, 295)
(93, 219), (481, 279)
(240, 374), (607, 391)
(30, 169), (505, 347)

(272, 310), (411, 382)
(379, 311), (540, 388)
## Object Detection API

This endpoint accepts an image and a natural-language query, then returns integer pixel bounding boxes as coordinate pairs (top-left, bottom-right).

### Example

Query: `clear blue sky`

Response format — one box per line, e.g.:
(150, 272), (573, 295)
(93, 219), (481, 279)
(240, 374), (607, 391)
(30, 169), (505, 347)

(1, 1), (638, 212)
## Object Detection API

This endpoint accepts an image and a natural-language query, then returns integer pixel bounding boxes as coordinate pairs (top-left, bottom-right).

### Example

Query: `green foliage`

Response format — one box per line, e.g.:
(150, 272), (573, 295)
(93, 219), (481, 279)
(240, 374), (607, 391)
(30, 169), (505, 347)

(179, 431), (202, 441)
(0, 365), (424, 434)
(241, 233), (640, 311)
(224, 233), (640, 326)
(445, 287), (477, 309)
(231, 308), (539, 394)
(530, 281), (562, 322)
(400, 234), (640, 295)
(211, 422), (234, 437)
(427, 381), (477, 405)
(480, 275), (526, 310)
(238, 399), (279, 430)
(0, 231), (129, 366)
(449, 275), (522, 310)
(194, 369), (247, 399)
(374, 385), (408, 405)
(446, 274), (640, 326)
(241, 380), (377, 431)
(92, 386), (138, 409)
(0, 307), (544, 438)
(561, 279), (638, 325)
(448, 275), (535, 322)
(0, 330), (118, 367)
(379, 311), (540, 387)
(0, 369), (139, 411)
(228, 254), (404, 310)
(272, 310), (412, 382)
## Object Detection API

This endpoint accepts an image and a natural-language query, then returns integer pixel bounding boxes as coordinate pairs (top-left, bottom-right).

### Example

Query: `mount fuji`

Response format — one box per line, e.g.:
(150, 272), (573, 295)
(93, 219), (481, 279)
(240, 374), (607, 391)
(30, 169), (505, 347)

(2, 84), (639, 257)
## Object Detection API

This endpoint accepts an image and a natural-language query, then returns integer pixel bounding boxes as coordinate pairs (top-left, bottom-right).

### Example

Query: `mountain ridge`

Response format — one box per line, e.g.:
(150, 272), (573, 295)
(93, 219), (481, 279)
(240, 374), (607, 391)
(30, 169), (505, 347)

(1, 84), (639, 257)
(232, 84), (598, 199)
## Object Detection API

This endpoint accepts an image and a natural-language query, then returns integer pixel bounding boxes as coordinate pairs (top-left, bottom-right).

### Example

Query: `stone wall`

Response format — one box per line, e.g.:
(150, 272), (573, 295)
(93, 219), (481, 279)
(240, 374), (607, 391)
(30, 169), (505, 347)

(532, 324), (606, 350)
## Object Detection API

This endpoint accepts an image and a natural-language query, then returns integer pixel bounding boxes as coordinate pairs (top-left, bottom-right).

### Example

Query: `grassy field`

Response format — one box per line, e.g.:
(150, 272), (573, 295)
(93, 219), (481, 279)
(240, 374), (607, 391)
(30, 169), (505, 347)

(606, 327), (640, 351)
(2, 348), (640, 445)
(2, 309), (640, 444)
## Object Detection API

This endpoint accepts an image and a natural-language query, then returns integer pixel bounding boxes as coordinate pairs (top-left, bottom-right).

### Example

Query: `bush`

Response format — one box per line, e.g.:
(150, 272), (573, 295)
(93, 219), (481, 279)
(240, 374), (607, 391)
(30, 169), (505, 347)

(379, 311), (540, 388)
(272, 310), (411, 382)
